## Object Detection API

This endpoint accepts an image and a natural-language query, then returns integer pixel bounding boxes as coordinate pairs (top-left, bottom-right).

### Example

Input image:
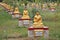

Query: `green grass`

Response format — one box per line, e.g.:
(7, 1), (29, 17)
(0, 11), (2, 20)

(0, 10), (28, 38)
(0, 6), (60, 40)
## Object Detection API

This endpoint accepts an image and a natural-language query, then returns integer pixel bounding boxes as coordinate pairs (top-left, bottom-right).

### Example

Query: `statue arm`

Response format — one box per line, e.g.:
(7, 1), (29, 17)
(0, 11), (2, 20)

(37, 16), (42, 22)
(34, 16), (37, 22)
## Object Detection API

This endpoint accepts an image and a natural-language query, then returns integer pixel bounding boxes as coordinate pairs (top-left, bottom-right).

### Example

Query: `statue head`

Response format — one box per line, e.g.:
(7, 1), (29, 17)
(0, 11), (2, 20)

(36, 11), (40, 16)
(15, 7), (18, 11)
(14, 7), (20, 13)
(23, 9), (28, 15)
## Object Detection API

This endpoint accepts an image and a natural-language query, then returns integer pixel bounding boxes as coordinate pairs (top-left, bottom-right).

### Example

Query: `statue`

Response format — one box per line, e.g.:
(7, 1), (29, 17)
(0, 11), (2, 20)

(50, 2), (55, 9)
(12, 7), (20, 18)
(5, 5), (11, 10)
(22, 9), (30, 19)
(19, 9), (31, 27)
(10, 6), (13, 12)
(31, 3), (35, 8)
(14, 7), (20, 14)
(33, 12), (44, 28)
(42, 3), (48, 10)
(21, 3), (25, 6)
(36, 4), (39, 8)
(54, 3), (57, 6)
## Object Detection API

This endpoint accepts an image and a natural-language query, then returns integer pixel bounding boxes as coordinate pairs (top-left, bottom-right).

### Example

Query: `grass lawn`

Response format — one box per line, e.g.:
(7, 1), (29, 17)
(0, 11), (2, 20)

(0, 6), (60, 40)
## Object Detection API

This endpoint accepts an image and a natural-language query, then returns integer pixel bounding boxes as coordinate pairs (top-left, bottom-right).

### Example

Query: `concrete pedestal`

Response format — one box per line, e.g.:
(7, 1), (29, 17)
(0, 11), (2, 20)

(19, 19), (32, 27)
(42, 8), (47, 11)
(8, 11), (13, 14)
(12, 14), (22, 18)
(50, 8), (56, 12)
(28, 26), (49, 39)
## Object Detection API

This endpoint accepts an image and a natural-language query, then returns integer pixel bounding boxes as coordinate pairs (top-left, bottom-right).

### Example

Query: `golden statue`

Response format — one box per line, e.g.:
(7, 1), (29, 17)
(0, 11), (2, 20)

(5, 5), (11, 10)
(33, 12), (44, 28)
(54, 3), (57, 8)
(22, 3), (25, 6)
(54, 3), (57, 6)
(1, 3), (11, 11)
(42, 4), (46, 8)
(36, 4), (39, 8)
(10, 6), (13, 11)
(50, 2), (55, 9)
(42, 3), (48, 9)
(14, 7), (20, 14)
(2, 3), (8, 8)
(22, 9), (30, 19)
(31, 3), (35, 7)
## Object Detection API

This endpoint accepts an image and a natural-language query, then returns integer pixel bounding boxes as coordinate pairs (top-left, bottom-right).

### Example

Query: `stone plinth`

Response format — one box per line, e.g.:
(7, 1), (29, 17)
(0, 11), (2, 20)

(28, 26), (49, 38)
(8, 11), (13, 14)
(19, 19), (32, 27)
(12, 13), (22, 18)
(50, 8), (56, 12)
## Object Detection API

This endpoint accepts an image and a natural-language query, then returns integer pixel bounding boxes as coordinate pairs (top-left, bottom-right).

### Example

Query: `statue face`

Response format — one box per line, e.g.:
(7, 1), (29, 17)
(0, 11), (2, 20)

(15, 7), (18, 11)
(23, 10), (28, 15)
(36, 12), (39, 15)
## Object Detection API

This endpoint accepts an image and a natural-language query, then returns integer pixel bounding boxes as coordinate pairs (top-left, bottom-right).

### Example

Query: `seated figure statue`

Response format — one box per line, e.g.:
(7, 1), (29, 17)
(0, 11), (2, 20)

(50, 2), (55, 9)
(33, 12), (44, 28)
(10, 6), (13, 12)
(14, 7), (20, 14)
(22, 9), (30, 19)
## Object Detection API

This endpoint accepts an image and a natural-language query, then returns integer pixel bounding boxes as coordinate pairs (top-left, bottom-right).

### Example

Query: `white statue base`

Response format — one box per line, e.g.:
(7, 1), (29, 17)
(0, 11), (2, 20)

(19, 19), (32, 27)
(42, 8), (47, 11)
(12, 14), (22, 18)
(50, 8), (55, 12)
(28, 26), (49, 39)
(8, 11), (13, 14)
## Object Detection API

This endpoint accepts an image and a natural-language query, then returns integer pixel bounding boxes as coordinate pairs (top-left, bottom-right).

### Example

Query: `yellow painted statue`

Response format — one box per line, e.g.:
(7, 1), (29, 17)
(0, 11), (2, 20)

(50, 2), (55, 9)
(14, 7), (20, 14)
(22, 9), (30, 19)
(33, 12), (44, 28)
(6, 5), (11, 10)
(10, 6), (13, 11)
